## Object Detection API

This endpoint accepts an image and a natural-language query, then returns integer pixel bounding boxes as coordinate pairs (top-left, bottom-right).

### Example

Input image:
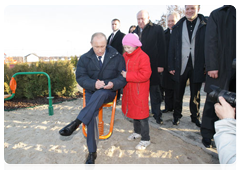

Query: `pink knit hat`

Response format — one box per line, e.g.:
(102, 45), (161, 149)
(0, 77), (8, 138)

(122, 33), (142, 47)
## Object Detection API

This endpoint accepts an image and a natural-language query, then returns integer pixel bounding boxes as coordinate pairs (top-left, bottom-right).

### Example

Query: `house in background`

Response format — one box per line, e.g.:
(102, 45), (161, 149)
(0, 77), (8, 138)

(24, 53), (39, 63)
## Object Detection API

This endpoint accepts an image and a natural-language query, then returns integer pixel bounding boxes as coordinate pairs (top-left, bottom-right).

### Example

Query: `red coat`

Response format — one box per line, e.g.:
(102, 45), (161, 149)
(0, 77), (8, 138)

(121, 47), (152, 119)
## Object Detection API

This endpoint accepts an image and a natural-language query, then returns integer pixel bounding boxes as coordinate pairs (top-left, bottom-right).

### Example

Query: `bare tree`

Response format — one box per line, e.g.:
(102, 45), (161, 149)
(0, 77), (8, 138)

(156, 5), (185, 29)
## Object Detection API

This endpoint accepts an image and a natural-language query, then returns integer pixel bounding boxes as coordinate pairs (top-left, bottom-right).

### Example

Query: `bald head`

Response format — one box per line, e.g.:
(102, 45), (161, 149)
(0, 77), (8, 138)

(137, 10), (150, 29)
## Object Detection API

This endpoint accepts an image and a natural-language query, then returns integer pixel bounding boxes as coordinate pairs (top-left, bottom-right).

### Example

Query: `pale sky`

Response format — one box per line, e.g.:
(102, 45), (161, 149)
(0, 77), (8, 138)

(3, 4), (223, 57)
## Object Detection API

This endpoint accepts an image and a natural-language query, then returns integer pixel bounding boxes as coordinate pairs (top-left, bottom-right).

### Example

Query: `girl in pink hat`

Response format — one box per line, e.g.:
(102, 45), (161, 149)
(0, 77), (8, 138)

(121, 33), (152, 150)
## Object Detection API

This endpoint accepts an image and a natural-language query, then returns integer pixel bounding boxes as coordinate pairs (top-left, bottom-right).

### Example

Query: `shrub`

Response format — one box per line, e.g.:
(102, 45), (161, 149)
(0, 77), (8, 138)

(4, 61), (77, 99)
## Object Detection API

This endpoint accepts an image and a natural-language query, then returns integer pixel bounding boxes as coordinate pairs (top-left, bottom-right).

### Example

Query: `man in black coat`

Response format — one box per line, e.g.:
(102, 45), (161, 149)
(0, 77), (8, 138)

(59, 32), (126, 164)
(201, 5), (236, 148)
(107, 18), (125, 55)
(168, 5), (207, 127)
(133, 10), (166, 124)
(162, 11), (180, 113)
(107, 18), (125, 101)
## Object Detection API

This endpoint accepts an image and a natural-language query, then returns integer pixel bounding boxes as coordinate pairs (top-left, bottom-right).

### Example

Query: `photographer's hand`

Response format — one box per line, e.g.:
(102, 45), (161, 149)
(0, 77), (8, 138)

(214, 96), (236, 119)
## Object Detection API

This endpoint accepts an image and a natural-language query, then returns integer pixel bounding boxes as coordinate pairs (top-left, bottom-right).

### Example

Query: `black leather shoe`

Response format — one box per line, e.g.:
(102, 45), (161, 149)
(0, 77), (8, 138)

(172, 117), (180, 125)
(191, 118), (201, 127)
(153, 115), (163, 125)
(161, 109), (169, 113)
(156, 118), (163, 125)
(202, 138), (212, 148)
(85, 152), (97, 164)
(59, 121), (80, 136)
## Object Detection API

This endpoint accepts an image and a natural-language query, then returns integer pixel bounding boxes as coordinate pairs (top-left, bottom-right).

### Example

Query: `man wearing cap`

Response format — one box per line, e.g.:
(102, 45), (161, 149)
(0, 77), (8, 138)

(133, 10), (166, 124)
(59, 32), (126, 164)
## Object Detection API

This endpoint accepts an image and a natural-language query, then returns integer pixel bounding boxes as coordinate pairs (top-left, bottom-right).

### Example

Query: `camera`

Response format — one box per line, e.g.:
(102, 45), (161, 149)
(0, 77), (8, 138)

(209, 85), (236, 107)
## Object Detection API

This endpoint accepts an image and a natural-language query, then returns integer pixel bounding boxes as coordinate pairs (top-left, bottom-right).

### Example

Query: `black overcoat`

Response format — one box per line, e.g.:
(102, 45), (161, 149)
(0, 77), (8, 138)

(162, 28), (174, 89)
(168, 14), (207, 83)
(204, 5), (236, 93)
(76, 45), (127, 92)
(133, 20), (166, 86)
(107, 30), (125, 55)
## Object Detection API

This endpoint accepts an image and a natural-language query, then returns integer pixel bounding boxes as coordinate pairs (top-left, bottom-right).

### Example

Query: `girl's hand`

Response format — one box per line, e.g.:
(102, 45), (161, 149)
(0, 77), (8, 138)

(121, 71), (127, 78)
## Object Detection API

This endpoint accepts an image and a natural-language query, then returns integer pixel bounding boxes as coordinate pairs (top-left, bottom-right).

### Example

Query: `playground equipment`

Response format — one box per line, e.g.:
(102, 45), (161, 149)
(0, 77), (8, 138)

(82, 89), (118, 140)
(4, 72), (54, 116)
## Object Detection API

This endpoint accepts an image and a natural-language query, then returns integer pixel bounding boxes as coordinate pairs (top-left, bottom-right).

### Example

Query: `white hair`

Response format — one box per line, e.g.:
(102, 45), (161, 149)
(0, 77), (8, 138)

(166, 11), (181, 28)
(167, 11), (180, 21)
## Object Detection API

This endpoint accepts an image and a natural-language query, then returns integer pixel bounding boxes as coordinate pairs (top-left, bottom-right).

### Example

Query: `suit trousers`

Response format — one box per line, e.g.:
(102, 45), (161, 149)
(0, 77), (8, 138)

(164, 88), (174, 111)
(77, 89), (116, 152)
(149, 85), (162, 119)
(200, 94), (219, 139)
(134, 118), (150, 141)
(173, 62), (202, 120)
(201, 78), (238, 139)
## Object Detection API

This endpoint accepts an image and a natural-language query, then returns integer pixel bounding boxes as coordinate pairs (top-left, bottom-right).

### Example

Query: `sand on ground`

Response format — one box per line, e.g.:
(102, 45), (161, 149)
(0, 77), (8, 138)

(4, 89), (219, 164)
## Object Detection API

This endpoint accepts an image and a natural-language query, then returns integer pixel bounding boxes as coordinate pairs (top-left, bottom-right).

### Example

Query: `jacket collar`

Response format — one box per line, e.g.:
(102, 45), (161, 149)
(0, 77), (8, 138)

(136, 20), (154, 33)
(172, 14), (207, 30)
(87, 45), (119, 70)
(110, 30), (121, 44)
(164, 28), (170, 34)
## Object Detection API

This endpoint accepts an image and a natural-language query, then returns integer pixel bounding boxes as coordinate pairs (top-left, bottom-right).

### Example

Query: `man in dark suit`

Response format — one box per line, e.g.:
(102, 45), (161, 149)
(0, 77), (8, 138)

(107, 19), (125, 101)
(133, 10), (166, 124)
(107, 18), (125, 55)
(201, 5), (236, 148)
(168, 5), (207, 127)
(59, 32), (126, 164)
(162, 11), (180, 113)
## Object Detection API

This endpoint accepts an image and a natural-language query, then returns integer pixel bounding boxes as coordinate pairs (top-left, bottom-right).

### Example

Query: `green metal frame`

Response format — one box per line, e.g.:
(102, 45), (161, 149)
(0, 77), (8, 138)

(4, 72), (54, 116)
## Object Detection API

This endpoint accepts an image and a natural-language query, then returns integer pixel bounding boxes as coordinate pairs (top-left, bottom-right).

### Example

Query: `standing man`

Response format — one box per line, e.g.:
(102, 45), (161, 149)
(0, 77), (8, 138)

(162, 11), (180, 113)
(107, 18), (125, 54)
(133, 10), (166, 124)
(201, 5), (236, 148)
(168, 5), (207, 127)
(59, 33), (126, 164)
(107, 18), (125, 101)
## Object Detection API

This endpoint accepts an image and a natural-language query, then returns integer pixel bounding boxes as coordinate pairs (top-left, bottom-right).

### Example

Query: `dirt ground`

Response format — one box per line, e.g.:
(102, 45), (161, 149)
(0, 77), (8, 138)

(4, 92), (219, 164)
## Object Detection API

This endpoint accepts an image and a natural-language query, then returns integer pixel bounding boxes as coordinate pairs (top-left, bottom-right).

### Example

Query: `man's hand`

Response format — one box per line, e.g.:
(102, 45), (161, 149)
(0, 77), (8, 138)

(158, 67), (164, 73)
(103, 81), (114, 89)
(169, 70), (175, 75)
(95, 80), (105, 89)
(214, 96), (236, 119)
(208, 70), (218, 79)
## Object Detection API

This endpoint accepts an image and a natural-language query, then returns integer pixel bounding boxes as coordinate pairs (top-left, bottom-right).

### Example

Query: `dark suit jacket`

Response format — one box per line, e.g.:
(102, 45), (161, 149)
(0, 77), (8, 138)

(162, 28), (174, 89)
(133, 20), (166, 86)
(76, 45), (127, 92)
(107, 30), (125, 55)
(168, 14), (207, 83)
(204, 5), (236, 93)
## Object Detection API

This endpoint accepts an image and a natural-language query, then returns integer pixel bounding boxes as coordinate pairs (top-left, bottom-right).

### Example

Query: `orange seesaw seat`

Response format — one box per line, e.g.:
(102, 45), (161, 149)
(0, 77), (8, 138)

(82, 89), (118, 140)
(4, 77), (17, 99)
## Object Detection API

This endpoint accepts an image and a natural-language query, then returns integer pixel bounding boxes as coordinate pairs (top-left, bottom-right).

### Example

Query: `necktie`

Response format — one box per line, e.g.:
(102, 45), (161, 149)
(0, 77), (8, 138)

(109, 33), (114, 44)
(98, 56), (102, 68)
